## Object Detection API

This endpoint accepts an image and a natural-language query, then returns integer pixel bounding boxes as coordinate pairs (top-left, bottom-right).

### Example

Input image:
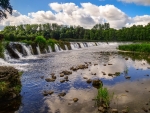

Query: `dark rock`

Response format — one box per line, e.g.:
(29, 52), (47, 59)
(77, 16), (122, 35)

(51, 75), (56, 79)
(45, 78), (55, 82)
(94, 64), (98, 66)
(86, 79), (92, 84)
(60, 79), (65, 83)
(108, 63), (113, 65)
(122, 109), (128, 113)
(125, 90), (129, 93)
(58, 92), (66, 97)
(64, 76), (68, 80)
(40, 76), (44, 79)
(111, 109), (118, 113)
(43, 91), (54, 96)
(125, 58), (128, 60)
(61, 70), (72, 75)
(125, 76), (131, 79)
(142, 107), (148, 112)
(103, 64), (106, 66)
(73, 98), (78, 102)
(83, 77), (88, 79)
(102, 71), (106, 75)
(60, 73), (64, 77)
(108, 73), (113, 76)
(92, 79), (103, 88)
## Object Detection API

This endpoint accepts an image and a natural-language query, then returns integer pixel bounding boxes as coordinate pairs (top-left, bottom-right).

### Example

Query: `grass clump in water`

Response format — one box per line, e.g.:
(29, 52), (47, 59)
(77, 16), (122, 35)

(95, 85), (113, 107)
(118, 43), (150, 53)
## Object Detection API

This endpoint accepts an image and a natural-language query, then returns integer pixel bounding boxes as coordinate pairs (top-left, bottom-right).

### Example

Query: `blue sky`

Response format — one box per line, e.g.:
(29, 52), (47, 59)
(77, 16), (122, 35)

(0, 0), (150, 30)
(10, 0), (150, 17)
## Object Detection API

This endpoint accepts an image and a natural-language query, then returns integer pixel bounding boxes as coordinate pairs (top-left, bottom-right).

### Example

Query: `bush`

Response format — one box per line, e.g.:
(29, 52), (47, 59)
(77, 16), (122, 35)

(0, 42), (4, 58)
(34, 36), (47, 50)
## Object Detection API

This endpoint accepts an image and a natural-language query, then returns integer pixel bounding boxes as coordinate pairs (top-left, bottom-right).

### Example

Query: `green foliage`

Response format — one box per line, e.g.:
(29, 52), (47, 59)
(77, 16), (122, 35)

(0, 42), (4, 58)
(34, 36), (47, 49)
(47, 39), (58, 51)
(118, 43), (150, 53)
(0, 81), (8, 98)
(0, 0), (13, 19)
(13, 85), (21, 94)
(95, 85), (113, 107)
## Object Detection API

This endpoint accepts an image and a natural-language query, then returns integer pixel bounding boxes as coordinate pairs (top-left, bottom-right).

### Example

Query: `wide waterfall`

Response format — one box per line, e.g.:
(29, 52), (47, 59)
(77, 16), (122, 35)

(2, 41), (115, 60)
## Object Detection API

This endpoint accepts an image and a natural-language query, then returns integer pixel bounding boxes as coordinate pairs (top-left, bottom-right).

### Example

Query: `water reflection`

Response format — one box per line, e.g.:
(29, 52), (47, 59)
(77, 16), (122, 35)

(1, 43), (150, 113)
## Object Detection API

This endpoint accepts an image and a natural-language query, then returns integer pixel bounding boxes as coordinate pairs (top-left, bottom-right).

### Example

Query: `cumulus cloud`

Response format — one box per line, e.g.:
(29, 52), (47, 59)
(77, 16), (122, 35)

(118, 0), (150, 6)
(0, 2), (150, 30)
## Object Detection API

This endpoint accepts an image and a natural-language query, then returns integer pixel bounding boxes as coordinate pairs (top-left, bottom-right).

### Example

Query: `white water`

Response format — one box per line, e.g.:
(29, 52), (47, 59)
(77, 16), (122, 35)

(79, 43), (84, 48)
(29, 45), (34, 55)
(65, 45), (68, 50)
(4, 50), (11, 61)
(54, 44), (60, 52)
(48, 46), (52, 53)
(36, 45), (41, 54)
(14, 49), (23, 58)
(22, 44), (32, 56)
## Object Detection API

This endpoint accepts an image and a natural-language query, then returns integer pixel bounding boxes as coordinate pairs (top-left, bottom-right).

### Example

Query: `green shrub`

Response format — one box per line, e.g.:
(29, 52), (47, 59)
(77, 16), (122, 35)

(0, 42), (4, 58)
(34, 36), (47, 50)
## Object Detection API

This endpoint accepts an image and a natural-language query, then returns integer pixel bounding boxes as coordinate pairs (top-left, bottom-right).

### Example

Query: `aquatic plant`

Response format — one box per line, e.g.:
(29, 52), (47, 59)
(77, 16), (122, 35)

(118, 43), (150, 53)
(95, 85), (113, 107)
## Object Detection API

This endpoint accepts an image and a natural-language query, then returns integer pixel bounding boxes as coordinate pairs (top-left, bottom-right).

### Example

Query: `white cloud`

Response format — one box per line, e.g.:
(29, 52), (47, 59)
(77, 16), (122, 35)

(118, 0), (150, 6)
(0, 2), (150, 30)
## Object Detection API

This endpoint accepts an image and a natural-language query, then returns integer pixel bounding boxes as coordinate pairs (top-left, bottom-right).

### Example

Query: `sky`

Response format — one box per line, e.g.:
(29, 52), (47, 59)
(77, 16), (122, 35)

(0, 0), (150, 30)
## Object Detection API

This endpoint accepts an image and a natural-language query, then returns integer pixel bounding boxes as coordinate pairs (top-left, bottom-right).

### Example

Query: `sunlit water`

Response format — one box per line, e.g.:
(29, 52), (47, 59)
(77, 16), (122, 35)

(0, 43), (150, 113)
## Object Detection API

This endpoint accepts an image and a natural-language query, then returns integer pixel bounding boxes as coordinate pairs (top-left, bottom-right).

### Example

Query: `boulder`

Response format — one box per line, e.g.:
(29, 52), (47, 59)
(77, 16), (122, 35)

(92, 79), (103, 88)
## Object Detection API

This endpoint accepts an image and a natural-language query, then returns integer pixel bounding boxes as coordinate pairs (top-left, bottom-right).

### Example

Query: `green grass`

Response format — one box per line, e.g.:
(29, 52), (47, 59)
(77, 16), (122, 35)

(118, 43), (150, 53)
(95, 85), (113, 107)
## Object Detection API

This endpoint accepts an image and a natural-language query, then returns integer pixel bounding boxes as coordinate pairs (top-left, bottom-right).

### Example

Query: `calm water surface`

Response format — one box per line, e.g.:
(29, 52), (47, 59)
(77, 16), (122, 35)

(1, 43), (150, 113)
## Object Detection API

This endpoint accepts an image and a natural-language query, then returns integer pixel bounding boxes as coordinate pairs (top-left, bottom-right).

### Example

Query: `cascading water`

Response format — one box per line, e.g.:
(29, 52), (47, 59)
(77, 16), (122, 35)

(14, 49), (23, 58)
(54, 44), (60, 52)
(48, 46), (52, 53)
(29, 45), (34, 55)
(4, 50), (11, 61)
(21, 44), (32, 56)
(65, 45), (68, 50)
(79, 43), (85, 48)
(36, 45), (41, 55)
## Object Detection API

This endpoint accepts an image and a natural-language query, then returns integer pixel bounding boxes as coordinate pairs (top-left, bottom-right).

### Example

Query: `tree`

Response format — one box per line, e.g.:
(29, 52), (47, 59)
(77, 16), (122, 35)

(0, 0), (13, 20)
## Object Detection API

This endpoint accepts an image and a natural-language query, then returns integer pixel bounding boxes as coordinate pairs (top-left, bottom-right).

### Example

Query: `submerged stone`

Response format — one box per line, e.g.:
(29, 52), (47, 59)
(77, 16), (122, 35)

(92, 79), (103, 88)
(86, 79), (92, 84)
(73, 98), (78, 102)
(43, 91), (54, 96)
(111, 109), (118, 113)
(61, 70), (72, 75)
(45, 78), (55, 82)
(58, 92), (66, 97)
(125, 76), (131, 79)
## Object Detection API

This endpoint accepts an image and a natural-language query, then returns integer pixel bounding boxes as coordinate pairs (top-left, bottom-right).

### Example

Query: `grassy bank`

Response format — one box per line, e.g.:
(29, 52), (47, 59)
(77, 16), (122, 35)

(118, 43), (150, 53)
(0, 42), (4, 58)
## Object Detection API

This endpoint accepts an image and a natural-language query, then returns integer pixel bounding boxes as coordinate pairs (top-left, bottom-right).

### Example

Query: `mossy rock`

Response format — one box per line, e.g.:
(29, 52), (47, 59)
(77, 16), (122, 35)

(0, 66), (22, 101)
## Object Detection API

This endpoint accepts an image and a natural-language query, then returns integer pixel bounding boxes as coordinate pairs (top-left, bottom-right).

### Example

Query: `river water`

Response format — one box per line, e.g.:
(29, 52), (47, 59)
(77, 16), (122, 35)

(0, 42), (150, 113)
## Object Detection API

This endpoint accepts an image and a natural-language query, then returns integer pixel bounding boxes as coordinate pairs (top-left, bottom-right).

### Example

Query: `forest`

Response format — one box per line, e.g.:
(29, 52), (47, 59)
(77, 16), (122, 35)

(1, 22), (150, 42)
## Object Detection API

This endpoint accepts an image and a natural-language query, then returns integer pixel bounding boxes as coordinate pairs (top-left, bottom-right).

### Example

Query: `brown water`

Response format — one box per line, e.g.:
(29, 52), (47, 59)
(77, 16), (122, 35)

(1, 43), (150, 113)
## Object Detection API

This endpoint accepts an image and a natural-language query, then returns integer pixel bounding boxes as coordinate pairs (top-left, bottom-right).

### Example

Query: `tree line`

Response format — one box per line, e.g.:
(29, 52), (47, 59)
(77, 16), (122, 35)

(1, 22), (150, 42)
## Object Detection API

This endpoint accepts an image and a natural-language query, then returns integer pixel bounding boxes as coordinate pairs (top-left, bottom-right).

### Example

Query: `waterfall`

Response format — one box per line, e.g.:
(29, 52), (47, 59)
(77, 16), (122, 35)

(36, 45), (41, 54)
(54, 44), (59, 52)
(79, 43), (84, 48)
(48, 46), (52, 53)
(21, 44), (32, 56)
(4, 50), (11, 61)
(14, 49), (23, 58)
(45, 49), (48, 53)
(70, 43), (76, 50)
(29, 45), (34, 55)
(65, 45), (68, 50)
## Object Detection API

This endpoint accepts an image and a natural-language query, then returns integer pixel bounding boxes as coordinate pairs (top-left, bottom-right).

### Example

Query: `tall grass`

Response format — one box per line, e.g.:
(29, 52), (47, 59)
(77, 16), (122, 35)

(95, 85), (113, 107)
(118, 43), (150, 53)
